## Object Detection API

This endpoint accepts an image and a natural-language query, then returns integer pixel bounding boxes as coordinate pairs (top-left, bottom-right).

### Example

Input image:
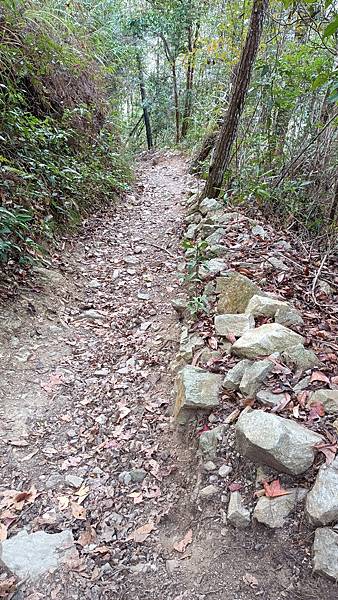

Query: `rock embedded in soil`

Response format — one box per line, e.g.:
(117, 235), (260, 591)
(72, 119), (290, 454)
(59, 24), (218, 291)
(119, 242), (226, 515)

(179, 327), (204, 362)
(205, 228), (226, 246)
(185, 223), (198, 240)
(200, 484), (218, 498)
(308, 389), (338, 414)
(214, 314), (255, 338)
(256, 389), (286, 407)
(254, 488), (307, 528)
(227, 492), (251, 528)
(198, 425), (226, 459)
(282, 344), (318, 370)
(130, 469), (147, 483)
(199, 258), (227, 280)
(239, 358), (275, 397)
(65, 474), (83, 489)
(274, 304), (304, 328)
(216, 272), (262, 314)
(174, 366), (223, 420)
(232, 323), (304, 359)
(266, 256), (288, 271)
(0, 529), (77, 581)
(199, 198), (223, 216)
(223, 359), (252, 391)
(218, 464), (232, 478)
(204, 461), (217, 472)
(305, 458), (338, 526)
(245, 295), (287, 318)
(236, 409), (323, 475)
(313, 528), (338, 581)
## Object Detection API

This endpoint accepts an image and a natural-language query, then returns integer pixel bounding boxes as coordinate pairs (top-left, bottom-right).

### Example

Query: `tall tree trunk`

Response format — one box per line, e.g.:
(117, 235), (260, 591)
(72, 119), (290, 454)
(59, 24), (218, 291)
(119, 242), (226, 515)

(181, 24), (200, 139)
(137, 55), (153, 150)
(172, 59), (180, 144)
(201, 0), (269, 199)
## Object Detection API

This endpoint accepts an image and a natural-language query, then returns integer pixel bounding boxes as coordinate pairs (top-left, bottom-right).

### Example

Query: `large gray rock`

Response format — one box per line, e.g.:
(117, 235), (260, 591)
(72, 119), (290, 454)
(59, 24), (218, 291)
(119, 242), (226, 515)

(236, 409), (323, 475)
(306, 459), (338, 525)
(174, 366), (223, 420)
(244, 293), (303, 329)
(223, 359), (252, 391)
(254, 488), (307, 528)
(245, 295), (286, 318)
(232, 323), (304, 359)
(274, 305), (304, 328)
(227, 492), (251, 528)
(282, 344), (318, 370)
(214, 314), (254, 338)
(0, 529), (77, 581)
(309, 389), (338, 415)
(239, 358), (275, 397)
(313, 528), (338, 581)
(199, 259), (227, 280)
(216, 273), (262, 314)
(199, 198), (223, 216)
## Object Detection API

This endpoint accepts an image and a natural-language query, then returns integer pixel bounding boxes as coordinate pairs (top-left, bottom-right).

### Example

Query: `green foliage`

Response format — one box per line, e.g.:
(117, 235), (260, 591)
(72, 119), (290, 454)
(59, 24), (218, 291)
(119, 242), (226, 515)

(0, 0), (131, 265)
(187, 295), (209, 318)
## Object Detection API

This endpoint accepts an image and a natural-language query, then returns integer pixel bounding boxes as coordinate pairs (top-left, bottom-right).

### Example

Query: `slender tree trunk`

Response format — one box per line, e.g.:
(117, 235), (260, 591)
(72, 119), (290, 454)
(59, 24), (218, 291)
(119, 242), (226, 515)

(329, 179), (338, 223)
(172, 59), (180, 144)
(137, 55), (153, 150)
(181, 24), (200, 139)
(201, 0), (269, 199)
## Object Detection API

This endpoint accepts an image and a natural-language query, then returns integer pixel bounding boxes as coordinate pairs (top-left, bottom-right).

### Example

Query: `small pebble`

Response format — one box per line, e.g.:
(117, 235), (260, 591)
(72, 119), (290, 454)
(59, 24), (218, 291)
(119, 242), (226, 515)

(204, 461), (217, 472)
(218, 465), (232, 478)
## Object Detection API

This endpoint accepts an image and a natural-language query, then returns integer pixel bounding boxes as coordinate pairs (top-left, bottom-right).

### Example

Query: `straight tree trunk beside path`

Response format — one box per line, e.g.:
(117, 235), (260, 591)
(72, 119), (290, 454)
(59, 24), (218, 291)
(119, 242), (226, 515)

(201, 0), (269, 199)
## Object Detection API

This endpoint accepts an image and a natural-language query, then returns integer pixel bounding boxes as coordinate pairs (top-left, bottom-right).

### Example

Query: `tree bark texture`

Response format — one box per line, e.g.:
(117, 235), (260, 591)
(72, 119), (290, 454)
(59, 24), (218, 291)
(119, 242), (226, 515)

(137, 54), (153, 150)
(201, 0), (269, 199)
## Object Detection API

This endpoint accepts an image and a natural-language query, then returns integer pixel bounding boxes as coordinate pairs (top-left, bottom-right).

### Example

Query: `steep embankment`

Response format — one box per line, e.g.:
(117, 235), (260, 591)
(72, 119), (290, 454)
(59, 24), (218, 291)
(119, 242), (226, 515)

(0, 153), (337, 599)
(0, 5), (129, 269)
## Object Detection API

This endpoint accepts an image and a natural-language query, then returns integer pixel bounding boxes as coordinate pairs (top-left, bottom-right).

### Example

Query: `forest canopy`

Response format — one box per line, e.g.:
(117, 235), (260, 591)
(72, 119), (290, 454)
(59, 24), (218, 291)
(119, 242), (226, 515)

(0, 0), (337, 264)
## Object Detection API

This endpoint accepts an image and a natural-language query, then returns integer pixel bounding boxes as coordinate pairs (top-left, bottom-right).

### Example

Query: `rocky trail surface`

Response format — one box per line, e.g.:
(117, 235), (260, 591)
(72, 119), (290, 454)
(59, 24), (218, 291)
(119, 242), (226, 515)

(0, 153), (337, 600)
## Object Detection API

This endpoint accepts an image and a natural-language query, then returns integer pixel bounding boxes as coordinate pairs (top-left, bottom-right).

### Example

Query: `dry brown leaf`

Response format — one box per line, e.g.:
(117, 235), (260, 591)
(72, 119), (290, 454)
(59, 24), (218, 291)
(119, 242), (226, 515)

(0, 577), (16, 598)
(77, 526), (96, 547)
(310, 371), (330, 384)
(71, 502), (87, 520)
(127, 492), (144, 504)
(0, 523), (8, 542)
(315, 442), (337, 465)
(58, 495), (69, 510)
(263, 480), (290, 498)
(10, 485), (37, 511)
(128, 522), (155, 543)
(173, 529), (193, 553)
(40, 372), (64, 394)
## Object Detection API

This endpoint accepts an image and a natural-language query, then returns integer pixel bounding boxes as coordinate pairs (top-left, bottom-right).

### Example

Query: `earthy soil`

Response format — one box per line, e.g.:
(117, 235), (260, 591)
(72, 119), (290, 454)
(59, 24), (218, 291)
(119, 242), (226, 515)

(0, 153), (337, 600)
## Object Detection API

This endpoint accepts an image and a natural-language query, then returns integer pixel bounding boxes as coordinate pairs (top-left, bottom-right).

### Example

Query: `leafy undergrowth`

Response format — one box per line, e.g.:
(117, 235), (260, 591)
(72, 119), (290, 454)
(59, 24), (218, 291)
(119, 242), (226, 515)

(0, 2), (130, 267)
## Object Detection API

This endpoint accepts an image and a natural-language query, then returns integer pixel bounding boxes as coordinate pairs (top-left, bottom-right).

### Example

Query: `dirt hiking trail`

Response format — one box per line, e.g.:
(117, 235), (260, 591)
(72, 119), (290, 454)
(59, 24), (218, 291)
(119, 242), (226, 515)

(0, 153), (337, 600)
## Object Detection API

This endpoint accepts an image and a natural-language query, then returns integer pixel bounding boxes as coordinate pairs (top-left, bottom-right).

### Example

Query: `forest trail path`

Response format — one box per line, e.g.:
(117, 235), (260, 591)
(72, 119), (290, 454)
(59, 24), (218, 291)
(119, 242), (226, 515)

(0, 154), (335, 600)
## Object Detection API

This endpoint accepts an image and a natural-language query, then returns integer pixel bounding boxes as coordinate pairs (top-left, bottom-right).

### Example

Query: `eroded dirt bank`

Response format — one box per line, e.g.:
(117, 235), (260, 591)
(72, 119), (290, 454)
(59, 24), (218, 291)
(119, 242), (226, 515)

(0, 153), (336, 600)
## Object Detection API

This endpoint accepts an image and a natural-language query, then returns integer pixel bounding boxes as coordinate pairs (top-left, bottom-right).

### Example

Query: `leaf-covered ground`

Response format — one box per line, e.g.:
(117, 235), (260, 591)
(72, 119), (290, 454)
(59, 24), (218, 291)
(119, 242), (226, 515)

(0, 153), (337, 600)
